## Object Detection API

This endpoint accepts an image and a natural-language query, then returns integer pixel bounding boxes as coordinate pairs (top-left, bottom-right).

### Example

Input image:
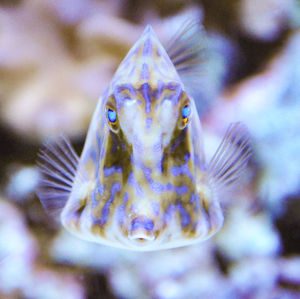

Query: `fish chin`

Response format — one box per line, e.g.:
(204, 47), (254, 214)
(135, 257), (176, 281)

(61, 190), (224, 252)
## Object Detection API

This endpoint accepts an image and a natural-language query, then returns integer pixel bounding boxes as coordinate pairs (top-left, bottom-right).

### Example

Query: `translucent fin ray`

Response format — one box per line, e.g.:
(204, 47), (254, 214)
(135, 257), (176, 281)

(208, 123), (252, 187)
(36, 135), (79, 216)
(166, 19), (206, 91)
(37, 162), (73, 186)
(37, 151), (75, 183)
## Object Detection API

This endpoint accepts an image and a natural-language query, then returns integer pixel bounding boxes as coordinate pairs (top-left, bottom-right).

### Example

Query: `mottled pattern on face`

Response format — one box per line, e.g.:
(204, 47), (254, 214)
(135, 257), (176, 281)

(62, 26), (223, 251)
(109, 25), (182, 94)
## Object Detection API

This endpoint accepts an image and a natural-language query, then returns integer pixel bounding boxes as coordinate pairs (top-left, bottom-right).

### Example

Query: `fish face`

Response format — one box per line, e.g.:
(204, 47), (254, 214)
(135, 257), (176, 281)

(61, 26), (223, 251)
(38, 23), (251, 251)
(114, 82), (182, 168)
(62, 80), (223, 251)
(107, 86), (196, 249)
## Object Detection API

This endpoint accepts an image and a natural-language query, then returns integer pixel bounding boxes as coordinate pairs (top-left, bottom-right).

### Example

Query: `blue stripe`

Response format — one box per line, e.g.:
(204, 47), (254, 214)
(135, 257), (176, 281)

(117, 192), (129, 225)
(141, 63), (149, 80)
(141, 83), (151, 113)
(143, 38), (152, 56)
(170, 163), (194, 181)
(131, 217), (154, 232)
(163, 204), (174, 225)
(178, 202), (191, 228)
(103, 166), (122, 177)
(99, 182), (121, 226)
(146, 117), (152, 130)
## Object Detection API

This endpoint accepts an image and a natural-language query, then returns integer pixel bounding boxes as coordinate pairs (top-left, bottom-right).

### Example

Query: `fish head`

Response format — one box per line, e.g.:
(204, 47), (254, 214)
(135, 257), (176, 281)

(104, 24), (198, 180)
(38, 22), (251, 251)
(63, 25), (223, 251)
(104, 84), (200, 249)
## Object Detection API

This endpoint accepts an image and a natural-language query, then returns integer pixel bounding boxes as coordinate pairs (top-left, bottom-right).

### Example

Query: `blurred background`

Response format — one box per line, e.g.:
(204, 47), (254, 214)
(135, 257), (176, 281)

(0, 0), (300, 298)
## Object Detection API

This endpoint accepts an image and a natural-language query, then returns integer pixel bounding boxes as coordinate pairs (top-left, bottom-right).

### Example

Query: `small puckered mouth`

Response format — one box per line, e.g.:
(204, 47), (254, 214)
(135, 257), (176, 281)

(128, 217), (155, 244)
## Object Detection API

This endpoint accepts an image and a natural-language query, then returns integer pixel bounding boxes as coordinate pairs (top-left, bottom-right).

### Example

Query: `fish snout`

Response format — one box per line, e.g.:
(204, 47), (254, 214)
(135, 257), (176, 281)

(132, 134), (163, 166)
(128, 216), (155, 244)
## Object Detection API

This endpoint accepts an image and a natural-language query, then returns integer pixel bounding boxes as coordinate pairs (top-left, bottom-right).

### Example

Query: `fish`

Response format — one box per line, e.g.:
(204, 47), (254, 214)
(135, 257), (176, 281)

(36, 21), (252, 251)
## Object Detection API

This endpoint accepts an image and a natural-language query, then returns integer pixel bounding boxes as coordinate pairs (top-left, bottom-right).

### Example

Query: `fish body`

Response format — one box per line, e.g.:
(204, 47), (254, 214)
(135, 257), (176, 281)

(37, 24), (251, 251)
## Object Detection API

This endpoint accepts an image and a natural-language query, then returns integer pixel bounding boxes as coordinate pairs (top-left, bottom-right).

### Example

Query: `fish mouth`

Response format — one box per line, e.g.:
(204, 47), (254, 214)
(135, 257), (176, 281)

(129, 229), (155, 245)
(128, 217), (155, 245)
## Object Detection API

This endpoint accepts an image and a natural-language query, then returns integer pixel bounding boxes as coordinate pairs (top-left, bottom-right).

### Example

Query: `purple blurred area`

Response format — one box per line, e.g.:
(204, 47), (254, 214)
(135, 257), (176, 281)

(0, 0), (300, 298)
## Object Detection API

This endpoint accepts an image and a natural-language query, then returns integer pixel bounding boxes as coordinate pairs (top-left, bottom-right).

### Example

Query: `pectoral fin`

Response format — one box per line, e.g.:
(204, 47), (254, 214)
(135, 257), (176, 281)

(36, 135), (79, 216)
(208, 122), (252, 186)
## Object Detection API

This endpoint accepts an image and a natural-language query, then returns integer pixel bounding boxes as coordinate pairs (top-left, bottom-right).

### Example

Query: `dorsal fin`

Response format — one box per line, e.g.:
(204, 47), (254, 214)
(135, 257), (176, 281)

(208, 122), (252, 187)
(36, 135), (79, 216)
(166, 19), (206, 92)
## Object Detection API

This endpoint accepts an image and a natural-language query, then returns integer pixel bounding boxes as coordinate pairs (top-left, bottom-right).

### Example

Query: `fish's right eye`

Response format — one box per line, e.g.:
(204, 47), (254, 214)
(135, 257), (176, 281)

(181, 105), (191, 124)
(178, 102), (192, 129)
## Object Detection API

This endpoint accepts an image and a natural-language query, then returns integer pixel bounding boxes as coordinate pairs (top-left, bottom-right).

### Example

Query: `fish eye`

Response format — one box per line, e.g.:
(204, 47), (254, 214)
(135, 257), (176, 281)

(107, 108), (117, 123)
(181, 105), (191, 124)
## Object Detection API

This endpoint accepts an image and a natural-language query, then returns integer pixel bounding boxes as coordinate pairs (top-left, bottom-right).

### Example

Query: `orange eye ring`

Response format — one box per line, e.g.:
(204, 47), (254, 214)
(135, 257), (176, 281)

(181, 104), (191, 127)
(106, 105), (119, 133)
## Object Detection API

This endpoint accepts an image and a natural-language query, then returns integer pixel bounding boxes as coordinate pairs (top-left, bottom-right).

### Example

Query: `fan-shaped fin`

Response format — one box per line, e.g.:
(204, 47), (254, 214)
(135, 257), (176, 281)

(208, 123), (252, 187)
(166, 19), (206, 91)
(36, 135), (79, 216)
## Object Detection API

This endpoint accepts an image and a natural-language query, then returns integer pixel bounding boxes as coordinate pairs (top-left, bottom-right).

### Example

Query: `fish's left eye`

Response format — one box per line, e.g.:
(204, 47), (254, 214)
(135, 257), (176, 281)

(181, 105), (191, 124)
(107, 108), (117, 123)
